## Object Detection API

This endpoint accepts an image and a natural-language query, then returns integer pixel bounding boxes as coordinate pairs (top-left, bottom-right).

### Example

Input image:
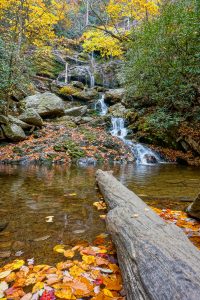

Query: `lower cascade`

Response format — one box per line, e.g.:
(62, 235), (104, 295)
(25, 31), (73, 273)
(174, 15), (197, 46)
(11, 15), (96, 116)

(95, 94), (108, 116)
(110, 117), (162, 165)
(95, 96), (162, 164)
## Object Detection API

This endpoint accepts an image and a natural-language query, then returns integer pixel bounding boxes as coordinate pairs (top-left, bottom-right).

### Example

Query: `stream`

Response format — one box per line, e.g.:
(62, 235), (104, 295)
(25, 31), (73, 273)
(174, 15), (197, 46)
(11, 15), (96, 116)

(0, 163), (200, 266)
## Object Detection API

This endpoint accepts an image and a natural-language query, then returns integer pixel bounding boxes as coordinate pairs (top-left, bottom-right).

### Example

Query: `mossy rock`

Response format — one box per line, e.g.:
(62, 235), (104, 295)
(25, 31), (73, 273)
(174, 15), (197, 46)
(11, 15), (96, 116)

(59, 85), (81, 96)
(54, 140), (85, 159)
(33, 49), (63, 79)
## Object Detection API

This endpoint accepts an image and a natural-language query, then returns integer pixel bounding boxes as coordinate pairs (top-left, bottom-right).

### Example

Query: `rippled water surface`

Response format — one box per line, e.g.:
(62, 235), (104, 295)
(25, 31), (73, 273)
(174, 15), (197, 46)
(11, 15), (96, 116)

(0, 163), (200, 266)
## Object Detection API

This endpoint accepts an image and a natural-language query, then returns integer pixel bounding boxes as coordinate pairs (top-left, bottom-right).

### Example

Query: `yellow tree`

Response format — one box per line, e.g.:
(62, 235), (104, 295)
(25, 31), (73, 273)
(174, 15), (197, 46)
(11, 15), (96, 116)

(0, 0), (73, 114)
(0, 0), (72, 50)
(82, 0), (160, 58)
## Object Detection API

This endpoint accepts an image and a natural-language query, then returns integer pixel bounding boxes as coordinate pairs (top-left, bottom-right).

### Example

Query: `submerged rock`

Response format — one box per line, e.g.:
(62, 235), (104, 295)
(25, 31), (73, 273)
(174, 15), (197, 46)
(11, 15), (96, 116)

(22, 92), (65, 117)
(19, 108), (43, 127)
(2, 123), (26, 141)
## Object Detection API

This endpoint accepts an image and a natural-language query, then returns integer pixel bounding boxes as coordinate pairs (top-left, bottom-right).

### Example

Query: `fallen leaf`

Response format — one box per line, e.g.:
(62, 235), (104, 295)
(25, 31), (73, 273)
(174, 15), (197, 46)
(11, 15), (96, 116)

(55, 287), (76, 299)
(21, 292), (33, 300)
(82, 255), (95, 265)
(33, 235), (50, 242)
(69, 265), (84, 277)
(64, 250), (75, 258)
(53, 244), (65, 254)
(0, 270), (11, 279)
(46, 216), (54, 223)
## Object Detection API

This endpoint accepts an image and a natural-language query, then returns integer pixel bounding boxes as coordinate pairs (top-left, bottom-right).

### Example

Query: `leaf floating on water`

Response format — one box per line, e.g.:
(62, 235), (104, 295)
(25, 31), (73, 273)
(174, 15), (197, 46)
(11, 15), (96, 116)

(0, 251), (11, 258)
(93, 201), (107, 210)
(69, 193), (77, 197)
(15, 250), (24, 257)
(27, 258), (35, 265)
(53, 244), (65, 254)
(45, 216), (54, 223)
(64, 250), (75, 258)
(33, 235), (51, 242)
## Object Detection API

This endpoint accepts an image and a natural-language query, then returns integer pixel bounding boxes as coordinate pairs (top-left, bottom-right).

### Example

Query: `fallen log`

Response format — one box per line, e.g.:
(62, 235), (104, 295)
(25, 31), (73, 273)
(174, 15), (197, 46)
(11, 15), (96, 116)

(96, 170), (200, 300)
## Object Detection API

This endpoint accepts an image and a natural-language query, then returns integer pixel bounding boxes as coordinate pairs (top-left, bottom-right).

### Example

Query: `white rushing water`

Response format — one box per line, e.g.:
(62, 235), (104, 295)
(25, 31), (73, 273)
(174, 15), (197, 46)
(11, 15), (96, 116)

(86, 66), (95, 88)
(110, 116), (163, 165)
(111, 117), (128, 139)
(95, 94), (108, 116)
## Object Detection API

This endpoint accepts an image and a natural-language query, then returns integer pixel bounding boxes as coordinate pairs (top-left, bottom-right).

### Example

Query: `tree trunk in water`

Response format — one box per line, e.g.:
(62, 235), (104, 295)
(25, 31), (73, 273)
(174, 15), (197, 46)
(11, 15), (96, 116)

(187, 193), (200, 219)
(96, 170), (200, 300)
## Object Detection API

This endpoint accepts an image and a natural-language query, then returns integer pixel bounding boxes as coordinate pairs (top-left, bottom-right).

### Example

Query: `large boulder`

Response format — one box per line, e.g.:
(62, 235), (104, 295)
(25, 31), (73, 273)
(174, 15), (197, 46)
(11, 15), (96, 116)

(8, 115), (32, 130)
(0, 115), (9, 125)
(2, 123), (26, 141)
(0, 127), (5, 140)
(184, 136), (200, 155)
(58, 85), (98, 102)
(187, 193), (200, 219)
(22, 92), (65, 117)
(19, 108), (43, 127)
(108, 103), (128, 117)
(64, 106), (87, 117)
(74, 89), (98, 102)
(105, 88), (125, 104)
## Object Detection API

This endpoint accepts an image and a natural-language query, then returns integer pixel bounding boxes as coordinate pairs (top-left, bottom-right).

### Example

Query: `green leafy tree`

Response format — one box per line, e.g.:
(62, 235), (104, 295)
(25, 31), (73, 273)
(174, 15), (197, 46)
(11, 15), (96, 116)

(123, 0), (200, 130)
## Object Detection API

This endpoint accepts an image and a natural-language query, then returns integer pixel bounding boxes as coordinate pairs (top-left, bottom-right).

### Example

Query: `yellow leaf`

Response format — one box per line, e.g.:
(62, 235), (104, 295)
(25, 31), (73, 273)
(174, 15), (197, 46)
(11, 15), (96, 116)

(53, 244), (65, 254)
(69, 265), (84, 277)
(64, 250), (75, 258)
(0, 270), (11, 279)
(82, 255), (95, 265)
(32, 282), (44, 293)
(55, 288), (76, 299)
(103, 288), (113, 297)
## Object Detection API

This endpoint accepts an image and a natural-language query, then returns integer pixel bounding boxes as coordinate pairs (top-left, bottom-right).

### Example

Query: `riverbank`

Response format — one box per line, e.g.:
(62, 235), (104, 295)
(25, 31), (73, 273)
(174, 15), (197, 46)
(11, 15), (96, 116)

(0, 120), (133, 165)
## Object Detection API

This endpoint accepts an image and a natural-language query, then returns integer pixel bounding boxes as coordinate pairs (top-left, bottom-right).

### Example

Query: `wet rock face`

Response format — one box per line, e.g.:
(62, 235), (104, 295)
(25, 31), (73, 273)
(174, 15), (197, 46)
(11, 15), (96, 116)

(19, 108), (43, 127)
(144, 154), (158, 164)
(22, 92), (65, 117)
(2, 123), (26, 141)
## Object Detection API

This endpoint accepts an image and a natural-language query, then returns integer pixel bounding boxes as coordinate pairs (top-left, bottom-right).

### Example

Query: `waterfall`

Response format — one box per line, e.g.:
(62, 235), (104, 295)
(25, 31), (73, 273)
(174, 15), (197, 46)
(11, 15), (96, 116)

(111, 117), (128, 139)
(86, 67), (95, 88)
(87, 52), (95, 88)
(110, 117), (163, 165)
(64, 62), (68, 84)
(95, 94), (108, 116)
